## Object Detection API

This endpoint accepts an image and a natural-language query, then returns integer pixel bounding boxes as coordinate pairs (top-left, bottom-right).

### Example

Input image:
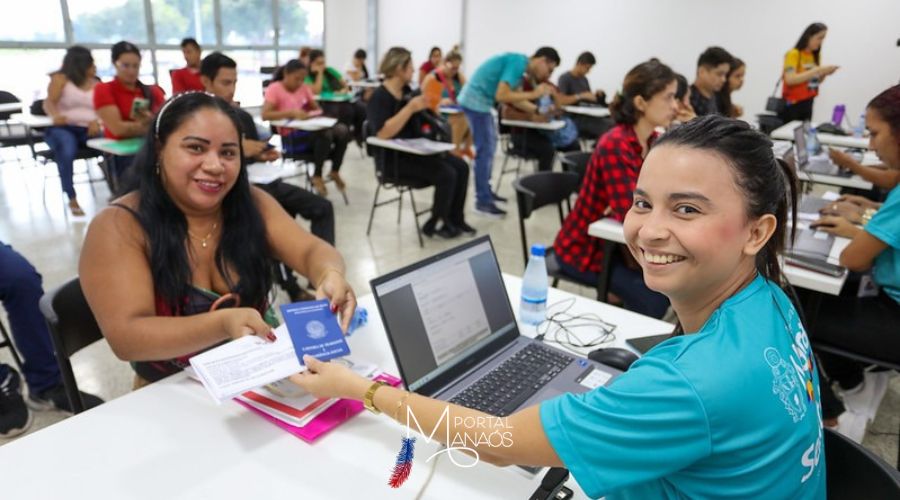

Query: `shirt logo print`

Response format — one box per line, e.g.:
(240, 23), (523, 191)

(765, 347), (808, 423)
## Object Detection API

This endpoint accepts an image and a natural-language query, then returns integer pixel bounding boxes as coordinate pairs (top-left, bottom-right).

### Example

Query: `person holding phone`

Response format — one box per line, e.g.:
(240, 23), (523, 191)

(780, 23), (838, 123)
(93, 40), (166, 189)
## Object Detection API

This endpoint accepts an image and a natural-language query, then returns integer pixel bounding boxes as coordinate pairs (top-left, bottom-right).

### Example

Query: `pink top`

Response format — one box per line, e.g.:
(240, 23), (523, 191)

(57, 81), (97, 127)
(264, 81), (317, 135)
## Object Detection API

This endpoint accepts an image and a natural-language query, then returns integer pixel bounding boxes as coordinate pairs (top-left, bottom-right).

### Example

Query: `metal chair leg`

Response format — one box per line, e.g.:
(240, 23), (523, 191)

(409, 189), (424, 248)
(366, 184), (381, 235)
(0, 320), (25, 374)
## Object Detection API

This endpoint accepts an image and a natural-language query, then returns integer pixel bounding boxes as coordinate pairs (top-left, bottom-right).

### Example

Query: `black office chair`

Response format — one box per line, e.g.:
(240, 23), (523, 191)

(38, 277), (106, 414)
(275, 124), (349, 205)
(824, 427), (900, 496)
(558, 150), (592, 189)
(513, 171), (610, 300)
(811, 339), (900, 470)
(363, 120), (433, 248)
(0, 90), (40, 164)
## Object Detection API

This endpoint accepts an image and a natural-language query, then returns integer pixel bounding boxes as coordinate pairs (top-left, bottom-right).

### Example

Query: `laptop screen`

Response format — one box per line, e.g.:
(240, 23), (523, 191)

(371, 237), (518, 392)
(793, 124), (808, 168)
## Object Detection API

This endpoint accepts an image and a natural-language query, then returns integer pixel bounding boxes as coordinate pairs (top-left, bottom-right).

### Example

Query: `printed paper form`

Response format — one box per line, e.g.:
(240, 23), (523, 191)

(412, 261), (491, 365)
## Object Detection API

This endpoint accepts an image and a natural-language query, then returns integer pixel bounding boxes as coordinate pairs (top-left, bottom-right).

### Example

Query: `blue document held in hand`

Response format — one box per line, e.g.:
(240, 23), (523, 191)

(280, 300), (350, 364)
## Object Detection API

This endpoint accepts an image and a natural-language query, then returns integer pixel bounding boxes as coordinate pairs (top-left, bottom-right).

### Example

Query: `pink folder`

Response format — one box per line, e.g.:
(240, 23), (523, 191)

(235, 373), (402, 443)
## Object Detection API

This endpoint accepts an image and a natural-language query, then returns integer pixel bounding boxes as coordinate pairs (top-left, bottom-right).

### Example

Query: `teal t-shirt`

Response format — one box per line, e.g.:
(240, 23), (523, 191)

(540, 275), (825, 499)
(864, 184), (900, 304)
(458, 52), (527, 112)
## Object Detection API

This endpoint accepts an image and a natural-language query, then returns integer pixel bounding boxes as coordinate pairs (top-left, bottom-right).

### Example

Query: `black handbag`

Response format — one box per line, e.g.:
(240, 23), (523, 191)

(766, 78), (785, 114)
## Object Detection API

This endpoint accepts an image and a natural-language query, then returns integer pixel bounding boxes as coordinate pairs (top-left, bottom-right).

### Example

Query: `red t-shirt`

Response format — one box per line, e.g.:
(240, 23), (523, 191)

(93, 77), (166, 139)
(170, 67), (204, 94)
(553, 124), (656, 273)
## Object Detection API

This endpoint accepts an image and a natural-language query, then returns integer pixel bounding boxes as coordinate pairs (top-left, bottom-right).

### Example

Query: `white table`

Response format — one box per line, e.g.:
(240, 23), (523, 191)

(563, 106), (610, 118)
(269, 117), (337, 131)
(771, 120), (869, 149)
(247, 162), (306, 184)
(587, 218), (850, 296)
(501, 119), (565, 131)
(0, 102), (24, 113)
(366, 137), (456, 156)
(347, 80), (380, 89)
(315, 94), (354, 103)
(10, 113), (53, 128)
(439, 106), (462, 115)
(796, 170), (873, 191)
(0, 275), (672, 499)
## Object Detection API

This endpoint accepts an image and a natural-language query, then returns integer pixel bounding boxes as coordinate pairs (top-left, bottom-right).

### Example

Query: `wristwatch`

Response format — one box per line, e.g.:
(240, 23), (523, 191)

(363, 381), (388, 414)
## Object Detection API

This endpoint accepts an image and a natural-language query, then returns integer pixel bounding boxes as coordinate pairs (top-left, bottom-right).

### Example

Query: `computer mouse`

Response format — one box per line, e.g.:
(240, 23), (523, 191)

(587, 347), (639, 372)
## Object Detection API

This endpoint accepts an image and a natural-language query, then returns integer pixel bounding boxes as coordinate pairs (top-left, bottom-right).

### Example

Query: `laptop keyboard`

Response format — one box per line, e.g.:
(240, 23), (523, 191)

(449, 343), (573, 416)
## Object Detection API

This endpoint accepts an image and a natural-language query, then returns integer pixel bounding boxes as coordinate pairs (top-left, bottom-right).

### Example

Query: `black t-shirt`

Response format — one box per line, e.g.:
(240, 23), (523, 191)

(690, 84), (721, 117)
(234, 106), (261, 141)
(558, 71), (591, 97)
(366, 85), (418, 139)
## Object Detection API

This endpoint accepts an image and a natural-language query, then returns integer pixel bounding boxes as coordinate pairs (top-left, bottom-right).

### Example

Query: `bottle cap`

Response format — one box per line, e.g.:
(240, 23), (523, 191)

(530, 244), (546, 257)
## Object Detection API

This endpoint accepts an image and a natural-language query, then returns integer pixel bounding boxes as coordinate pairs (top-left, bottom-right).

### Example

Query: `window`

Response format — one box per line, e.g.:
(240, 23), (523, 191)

(69, 0), (149, 44)
(220, 0), (274, 46)
(0, 49), (67, 105)
(152, 0), (216, 46)
(230, 51), (277, 107)
(278, 1), (324, 47)
(0, 0), (65, 43)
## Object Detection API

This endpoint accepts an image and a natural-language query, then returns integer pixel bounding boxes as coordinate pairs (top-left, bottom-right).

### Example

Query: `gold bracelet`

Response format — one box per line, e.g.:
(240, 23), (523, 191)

(315, 267), (344, 289)
(363, 381), (388, 414)
(393, 391), (411, 421)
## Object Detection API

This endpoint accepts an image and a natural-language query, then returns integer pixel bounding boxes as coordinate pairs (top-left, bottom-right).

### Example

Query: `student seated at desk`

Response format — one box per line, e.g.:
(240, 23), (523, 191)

(458, 47), (559, 216)
(170, 38), (205, 94)
(557, 51), (609, 139)
(292, 116), (825, 499)
(552, 59), (678, 318)
(689, 46), (733, 117)
(716, 57), (745, 118)
(672, 73), (697, 126)
(261, 59), (350, 197)
(806, 85), (900, 443)
(307, 49), (367, 145)
(42, 45), (102, 216)
(503, 76), (581, 170)
(93, 40), (166, 189)
(827, 149), (899, 190)
(421, 48), (473, 158)
(80, 92), (356, 387)
(345, 48), (369, 82)
(367, 47), (474, 239)
(201, 52), (335, 247)
(418, 46), (442, 86)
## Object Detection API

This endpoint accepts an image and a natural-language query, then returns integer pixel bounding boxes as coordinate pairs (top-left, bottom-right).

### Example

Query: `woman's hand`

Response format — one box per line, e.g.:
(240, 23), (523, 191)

(52, 115), (68, 126)
(290, 355), (371, 400)
(291, 109), (309, 120)
(220, 307), (276, 342)
(812, 215), (862, 239)
(405, 95), (428, 113)
(87, 120), (102, 137)
(828, 149), (857, 171)
(315, 269), (357, 333)
(819, 201), (864, 224)
(837, 193), (879, 210)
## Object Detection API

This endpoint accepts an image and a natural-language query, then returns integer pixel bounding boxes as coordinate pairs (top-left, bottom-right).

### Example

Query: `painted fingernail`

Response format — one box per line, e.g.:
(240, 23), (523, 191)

(330, 303), (338, 313)
(267, 332), (277, 342)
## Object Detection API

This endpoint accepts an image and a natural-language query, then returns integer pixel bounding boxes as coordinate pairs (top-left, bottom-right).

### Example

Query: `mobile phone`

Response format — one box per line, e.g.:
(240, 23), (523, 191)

(130, 97), (150, 118)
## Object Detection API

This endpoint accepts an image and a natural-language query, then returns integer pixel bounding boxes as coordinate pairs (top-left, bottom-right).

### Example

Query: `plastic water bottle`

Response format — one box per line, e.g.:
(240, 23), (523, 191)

(806, 126), (820, 156)
(520, 244), (549, 325)
(853, 113), (866, 138)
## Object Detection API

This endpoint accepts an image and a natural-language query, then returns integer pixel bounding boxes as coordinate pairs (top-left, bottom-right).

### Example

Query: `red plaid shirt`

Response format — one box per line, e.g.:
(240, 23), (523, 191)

(553, 124), (656, 273)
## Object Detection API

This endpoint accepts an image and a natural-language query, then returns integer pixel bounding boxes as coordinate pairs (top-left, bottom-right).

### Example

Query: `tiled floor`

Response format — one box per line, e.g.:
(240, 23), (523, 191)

(0, 142), (896, 470)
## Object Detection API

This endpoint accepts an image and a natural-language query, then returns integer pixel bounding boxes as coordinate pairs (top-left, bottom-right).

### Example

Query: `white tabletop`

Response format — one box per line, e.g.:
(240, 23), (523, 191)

(587, 218), (849, 296)
(314, 94), (354, 103)
(247, 162), (306, 185)
(86, 137), (144, 156)
(269, 117), (337, 131)
(347, 80), (380, 89)
(796, 169), (873, 191)
(10, 113), (53, 128)
(439, 106), (462, 115)
(563, 106), (610, 118)
(770, 120), (869, 149)
(366, 137), (456, 156)
(501, 119), (566, 131)
(0, 275), (672, 499)
(0, 102), (24, 113)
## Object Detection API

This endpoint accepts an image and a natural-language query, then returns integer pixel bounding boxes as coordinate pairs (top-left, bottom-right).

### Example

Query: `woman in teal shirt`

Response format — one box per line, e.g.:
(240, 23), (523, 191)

(291, 115), (825, 499)
(810, 84), (900, 441)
